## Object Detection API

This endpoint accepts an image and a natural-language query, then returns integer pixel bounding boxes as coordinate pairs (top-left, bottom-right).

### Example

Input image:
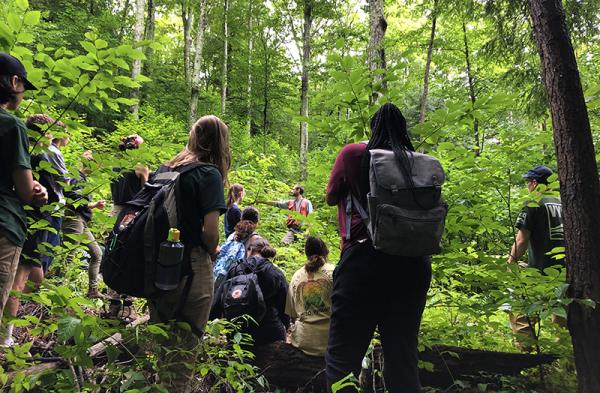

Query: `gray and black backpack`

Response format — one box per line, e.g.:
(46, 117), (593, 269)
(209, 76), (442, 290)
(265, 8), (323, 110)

(346, 149), (447, 256)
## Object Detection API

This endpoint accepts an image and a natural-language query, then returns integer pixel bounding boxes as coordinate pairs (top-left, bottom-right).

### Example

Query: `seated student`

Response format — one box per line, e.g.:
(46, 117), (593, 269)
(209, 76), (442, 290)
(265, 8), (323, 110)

(0, 52), (48, 345)
(211, 237), (290, 345)
(213, 206), (260, 288)
(286, 236), (334, 357)
(63, 150), (105, 298)
(224, 184), (245, 238)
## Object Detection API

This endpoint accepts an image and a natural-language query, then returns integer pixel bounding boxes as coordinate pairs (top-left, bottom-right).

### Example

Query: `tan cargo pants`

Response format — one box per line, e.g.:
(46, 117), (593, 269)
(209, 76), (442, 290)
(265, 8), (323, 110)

(0, 234), (22, 324)
(149, 246), (213, 392)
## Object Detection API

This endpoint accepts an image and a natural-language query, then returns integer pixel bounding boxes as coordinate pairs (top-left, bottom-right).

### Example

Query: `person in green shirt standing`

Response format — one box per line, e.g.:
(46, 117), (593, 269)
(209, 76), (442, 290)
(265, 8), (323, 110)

(507, 165), (565, 349)
(0, 52), (48, 341)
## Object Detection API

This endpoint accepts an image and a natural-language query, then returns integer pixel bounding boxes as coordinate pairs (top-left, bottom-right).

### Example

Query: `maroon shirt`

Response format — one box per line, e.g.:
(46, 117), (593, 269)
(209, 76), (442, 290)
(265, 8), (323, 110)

(326, 143), (370, 251)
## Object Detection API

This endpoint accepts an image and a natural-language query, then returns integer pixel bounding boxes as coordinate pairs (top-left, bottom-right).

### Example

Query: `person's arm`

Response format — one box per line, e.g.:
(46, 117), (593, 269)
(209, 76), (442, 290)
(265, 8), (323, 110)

(256, 200), (282, 208)
(508, 228), (531, 264)
(326, 148), (347, 206)
(135, 165), (149, 188)
(89, 200), (106, 210)
(12, 168), (48, 206)
(305, 200), (314, 215)
(202, 210), (221, 255)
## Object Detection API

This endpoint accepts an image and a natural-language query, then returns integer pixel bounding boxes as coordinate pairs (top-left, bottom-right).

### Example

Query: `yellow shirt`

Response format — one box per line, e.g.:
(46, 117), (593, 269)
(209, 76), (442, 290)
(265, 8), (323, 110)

(285, 263), (334, 356)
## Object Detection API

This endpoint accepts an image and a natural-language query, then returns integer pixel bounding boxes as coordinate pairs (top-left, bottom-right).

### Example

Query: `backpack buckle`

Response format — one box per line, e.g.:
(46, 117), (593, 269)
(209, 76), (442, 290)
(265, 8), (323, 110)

(391, 185), (399, 193)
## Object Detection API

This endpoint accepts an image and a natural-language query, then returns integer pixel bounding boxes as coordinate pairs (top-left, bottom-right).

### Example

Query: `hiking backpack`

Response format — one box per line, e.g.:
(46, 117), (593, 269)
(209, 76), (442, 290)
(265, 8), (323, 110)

(347, 148), (447, 256)
(213, 233), (259, 291)
(220, 260), (267, 322)
(101, 163), (209, 298)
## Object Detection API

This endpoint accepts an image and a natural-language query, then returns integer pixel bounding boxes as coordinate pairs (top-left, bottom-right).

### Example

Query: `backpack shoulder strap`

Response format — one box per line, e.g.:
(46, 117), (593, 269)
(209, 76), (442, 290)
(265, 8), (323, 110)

(345, 194), (370, 241)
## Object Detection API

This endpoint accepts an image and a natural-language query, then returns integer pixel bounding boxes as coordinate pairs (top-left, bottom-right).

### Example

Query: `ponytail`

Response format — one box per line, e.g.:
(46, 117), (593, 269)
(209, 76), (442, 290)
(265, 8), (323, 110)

(227, 183), (244, 208)
(304, 236), (328, 273)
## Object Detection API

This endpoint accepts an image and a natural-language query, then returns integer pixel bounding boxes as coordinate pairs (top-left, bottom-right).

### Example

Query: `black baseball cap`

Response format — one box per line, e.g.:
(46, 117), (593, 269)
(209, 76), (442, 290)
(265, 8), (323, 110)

(523, 165), (553, 184)
(0, 52), (37, 90)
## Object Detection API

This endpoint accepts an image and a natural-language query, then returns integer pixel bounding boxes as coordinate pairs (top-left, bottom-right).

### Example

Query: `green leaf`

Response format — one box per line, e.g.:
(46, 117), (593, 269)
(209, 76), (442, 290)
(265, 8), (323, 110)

(58, 316), (81, 343)
(80, 40), (96, 54)
(16, 31), (34, 43)
(15, 0), (29, 10)
(7, 13), (22, 31)
(23, 10), (40, 26)
(95, 38), (108, 49)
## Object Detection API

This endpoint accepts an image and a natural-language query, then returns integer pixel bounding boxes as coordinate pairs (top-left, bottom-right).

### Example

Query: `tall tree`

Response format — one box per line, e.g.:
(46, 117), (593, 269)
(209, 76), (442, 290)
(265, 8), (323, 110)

(419, 0), (438, 123)
(299, 0), (313, 180)
(368, 0), (387, 96)
(182, 0), (194, 85)
(462, 21), (479, 154)
(246, 0), (254, 134)
(528, 0), (600, 391)
(130, 0), (146, 118)
(143, 0), (155, 78)
(220, 0), (229, 115)
(189, 0), (208, 125)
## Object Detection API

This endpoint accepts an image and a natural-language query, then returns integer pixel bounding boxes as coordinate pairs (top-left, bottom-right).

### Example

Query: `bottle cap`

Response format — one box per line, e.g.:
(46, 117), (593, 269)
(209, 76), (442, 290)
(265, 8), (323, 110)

(168, 228), (181, 242)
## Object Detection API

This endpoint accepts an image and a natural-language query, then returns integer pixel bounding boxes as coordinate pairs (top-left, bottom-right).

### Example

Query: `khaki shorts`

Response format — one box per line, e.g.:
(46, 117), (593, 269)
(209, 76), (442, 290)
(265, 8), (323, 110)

(0, 234), (22, 324)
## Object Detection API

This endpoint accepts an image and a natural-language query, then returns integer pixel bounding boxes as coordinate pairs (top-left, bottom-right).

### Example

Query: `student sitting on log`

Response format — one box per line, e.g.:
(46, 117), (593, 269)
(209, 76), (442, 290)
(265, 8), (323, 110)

(285, 236), (334, 357)
(211, 236), (290, 346)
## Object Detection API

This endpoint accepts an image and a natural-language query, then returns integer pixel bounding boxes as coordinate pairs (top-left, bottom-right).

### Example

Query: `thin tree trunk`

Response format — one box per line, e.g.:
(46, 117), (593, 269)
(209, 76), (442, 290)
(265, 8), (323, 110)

(462, 21), (479, 155)
(130, 0), (146, 118)
(142, 0), (155, 80)
(189, 0), (208, 126)
(220, 0), (229, 115)
(246, 1), (254, 134)
(118, 0), (131, 41)
(368, 0), (387, 98)
(182, 2), (193, 86)
(419, 0), (437, 124)
(299, 0), (313, 181)
(528, 1), (600, 392)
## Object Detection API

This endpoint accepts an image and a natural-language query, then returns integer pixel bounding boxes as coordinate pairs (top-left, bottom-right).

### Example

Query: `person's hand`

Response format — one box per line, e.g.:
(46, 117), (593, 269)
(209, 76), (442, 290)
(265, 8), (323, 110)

(32, 181), (48, 206)
(92, 200), (106, 210)
(210, 246), (220, 262)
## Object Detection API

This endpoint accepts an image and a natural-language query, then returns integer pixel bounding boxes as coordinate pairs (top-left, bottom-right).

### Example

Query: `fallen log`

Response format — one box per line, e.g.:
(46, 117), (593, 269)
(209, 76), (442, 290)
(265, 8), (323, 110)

(253, 342), (559, 392)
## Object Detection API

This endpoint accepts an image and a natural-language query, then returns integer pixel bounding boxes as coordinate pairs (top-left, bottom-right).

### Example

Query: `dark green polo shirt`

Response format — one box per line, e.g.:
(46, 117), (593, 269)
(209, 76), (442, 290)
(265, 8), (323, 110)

(0, 107), (31, 246)
(516, 196), (565, 270)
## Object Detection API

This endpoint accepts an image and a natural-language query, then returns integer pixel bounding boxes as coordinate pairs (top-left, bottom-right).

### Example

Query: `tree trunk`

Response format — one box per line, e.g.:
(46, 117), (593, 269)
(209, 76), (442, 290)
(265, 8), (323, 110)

(299, 0), (313, 181)
(220, 0), (229, 115)
(182, 2), (193, 86)
(419, 0), (437, 124)
(189, 0), (208, 126)
(142, 0), (155, 83)
(262, 31), (269, 138)
(528, 1), (600, 391)
(368, 0), (387, 97)
(246, 1), (254, 134)
(462, 21), (479, 154)
(117, 0), (131, 42)
(130, 0), (146, 118)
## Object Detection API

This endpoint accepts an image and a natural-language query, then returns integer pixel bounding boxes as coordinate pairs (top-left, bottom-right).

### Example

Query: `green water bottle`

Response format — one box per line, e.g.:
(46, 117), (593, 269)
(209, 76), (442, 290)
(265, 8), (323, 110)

(155, 228), (185, 290)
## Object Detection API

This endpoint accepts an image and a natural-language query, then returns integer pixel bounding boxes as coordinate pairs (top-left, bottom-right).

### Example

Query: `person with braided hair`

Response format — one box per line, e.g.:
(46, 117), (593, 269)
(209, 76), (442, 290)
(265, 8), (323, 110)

(325, 103), (432, 392)
(285, 236), (334, 357)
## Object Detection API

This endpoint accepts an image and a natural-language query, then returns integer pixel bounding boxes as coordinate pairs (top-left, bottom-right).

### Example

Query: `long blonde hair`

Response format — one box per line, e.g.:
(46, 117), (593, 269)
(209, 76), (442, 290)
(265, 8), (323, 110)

(168, 115), (231, 183)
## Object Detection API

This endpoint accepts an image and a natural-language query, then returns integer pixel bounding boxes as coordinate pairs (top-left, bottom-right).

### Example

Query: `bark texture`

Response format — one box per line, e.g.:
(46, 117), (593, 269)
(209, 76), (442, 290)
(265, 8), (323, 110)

(130, 0), (146, 118)
(528, 1), (600, 392)
(220, 0), (229, 115)
(189, 0), (208, 126)
(368, 0), (387, 95)
(142, 0), (155, 80)
(462, 21), (479, 154)
(299, 0), (313, 180)
(419, 0), (437, 124)
(182, 2), (193, 85)
(246, 1), (254, 134)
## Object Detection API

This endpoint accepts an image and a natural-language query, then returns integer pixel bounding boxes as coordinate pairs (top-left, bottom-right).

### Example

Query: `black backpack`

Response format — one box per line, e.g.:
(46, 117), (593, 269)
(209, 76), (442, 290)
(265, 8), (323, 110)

(221, 260), (267, 322)
(101, 163), (209, 298)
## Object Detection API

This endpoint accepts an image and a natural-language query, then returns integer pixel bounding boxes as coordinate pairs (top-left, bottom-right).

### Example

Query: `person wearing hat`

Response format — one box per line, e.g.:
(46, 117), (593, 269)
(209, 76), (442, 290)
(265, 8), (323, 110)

(110, 134), (149, 217)
(506, 165), (565, 349)
(0, 52), (48, 344)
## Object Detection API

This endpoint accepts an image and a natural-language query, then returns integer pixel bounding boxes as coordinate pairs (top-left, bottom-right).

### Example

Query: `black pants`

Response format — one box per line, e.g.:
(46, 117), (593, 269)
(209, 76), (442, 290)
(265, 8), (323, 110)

(325, 242), (431, 393)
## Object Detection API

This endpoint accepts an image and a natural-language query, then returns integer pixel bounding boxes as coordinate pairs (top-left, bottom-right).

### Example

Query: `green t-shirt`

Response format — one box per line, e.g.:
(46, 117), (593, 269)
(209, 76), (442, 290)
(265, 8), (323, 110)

(516, 196), (565, 270)
(285, 263), (334, 357)
(0, 108), (31, 246)
(178, 165), (227, 248)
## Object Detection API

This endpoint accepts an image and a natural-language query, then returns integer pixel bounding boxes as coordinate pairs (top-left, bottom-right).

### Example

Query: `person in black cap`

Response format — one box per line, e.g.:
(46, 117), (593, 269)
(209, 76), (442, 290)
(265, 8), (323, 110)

(0, 51), (48, 346)
(506, 165), (565, 350)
